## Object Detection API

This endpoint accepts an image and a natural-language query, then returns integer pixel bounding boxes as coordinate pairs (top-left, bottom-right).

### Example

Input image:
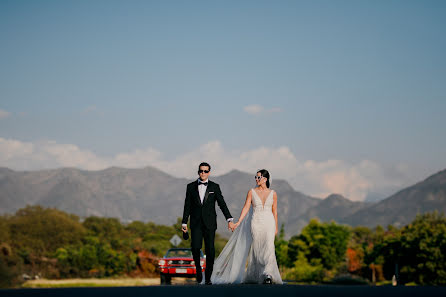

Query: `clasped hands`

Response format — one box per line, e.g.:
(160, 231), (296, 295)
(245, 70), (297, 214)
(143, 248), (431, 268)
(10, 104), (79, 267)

(228, 221), (239, 232)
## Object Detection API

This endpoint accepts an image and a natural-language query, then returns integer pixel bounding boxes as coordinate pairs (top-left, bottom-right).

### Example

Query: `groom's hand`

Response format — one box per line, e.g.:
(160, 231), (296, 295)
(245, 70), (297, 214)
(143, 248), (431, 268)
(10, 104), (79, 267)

(228, 221), (235, 231)
(182, 225), (188, 233)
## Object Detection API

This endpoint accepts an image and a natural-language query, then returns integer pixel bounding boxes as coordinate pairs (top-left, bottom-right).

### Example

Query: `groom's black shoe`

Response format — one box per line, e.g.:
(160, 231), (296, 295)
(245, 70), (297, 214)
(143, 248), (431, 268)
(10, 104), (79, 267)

(196, 270), (203, 284)
(205, 280), (212, 285)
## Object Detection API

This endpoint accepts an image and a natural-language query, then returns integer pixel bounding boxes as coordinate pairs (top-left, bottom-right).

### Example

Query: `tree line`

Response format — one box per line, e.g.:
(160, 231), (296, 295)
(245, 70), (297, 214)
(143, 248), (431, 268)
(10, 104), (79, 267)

(275, 212), (446, 285)
(1, 205), (445, 287)
(0, 205), (227, 287)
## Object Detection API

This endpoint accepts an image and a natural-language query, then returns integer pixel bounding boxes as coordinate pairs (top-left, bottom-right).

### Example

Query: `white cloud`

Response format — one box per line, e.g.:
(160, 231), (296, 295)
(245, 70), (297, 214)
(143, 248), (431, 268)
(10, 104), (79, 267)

(0, 137), (416, 201)
(0, 109), (11, 119)
(244, 105), (264, 115)
(83, 105), (98, 113)
(243, 105), (281, 115)
(0, 138), (108, 171)
(114, 148), (163, 168)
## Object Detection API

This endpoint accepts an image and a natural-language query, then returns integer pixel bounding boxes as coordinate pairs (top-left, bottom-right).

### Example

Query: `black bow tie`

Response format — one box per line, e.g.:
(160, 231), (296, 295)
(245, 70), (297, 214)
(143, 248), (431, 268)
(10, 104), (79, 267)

(198, 181), (208, 186)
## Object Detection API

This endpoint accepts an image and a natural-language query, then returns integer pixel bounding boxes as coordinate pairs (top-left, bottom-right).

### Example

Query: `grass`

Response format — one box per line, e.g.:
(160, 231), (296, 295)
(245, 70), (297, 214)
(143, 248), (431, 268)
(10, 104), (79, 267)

(21, 277), (192, 288)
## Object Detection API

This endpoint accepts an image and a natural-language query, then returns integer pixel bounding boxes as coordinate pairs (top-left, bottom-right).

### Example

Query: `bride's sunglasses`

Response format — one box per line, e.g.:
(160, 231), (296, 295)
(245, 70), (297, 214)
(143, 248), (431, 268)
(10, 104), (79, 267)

(254, 176), (264, 181)
(198, 170), (210, 174)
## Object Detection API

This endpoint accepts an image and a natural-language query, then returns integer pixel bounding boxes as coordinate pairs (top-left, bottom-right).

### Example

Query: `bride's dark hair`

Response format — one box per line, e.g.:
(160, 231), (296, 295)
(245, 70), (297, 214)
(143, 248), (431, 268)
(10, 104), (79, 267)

(257, 169), (270, 188)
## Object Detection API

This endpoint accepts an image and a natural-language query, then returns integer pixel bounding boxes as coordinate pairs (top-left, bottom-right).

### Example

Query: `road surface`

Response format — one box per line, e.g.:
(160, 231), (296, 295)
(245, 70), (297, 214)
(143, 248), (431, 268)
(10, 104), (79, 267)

(2, 284), (446, 297)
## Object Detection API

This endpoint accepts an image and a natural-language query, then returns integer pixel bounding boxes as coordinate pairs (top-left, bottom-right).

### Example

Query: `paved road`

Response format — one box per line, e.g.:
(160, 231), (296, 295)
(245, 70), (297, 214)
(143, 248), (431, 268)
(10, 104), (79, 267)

(2, 284), (446, 297)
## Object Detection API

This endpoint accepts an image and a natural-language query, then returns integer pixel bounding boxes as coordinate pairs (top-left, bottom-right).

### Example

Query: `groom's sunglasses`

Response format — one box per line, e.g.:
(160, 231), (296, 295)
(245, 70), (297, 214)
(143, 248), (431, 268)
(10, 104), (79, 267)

(198, 170), (210, 174)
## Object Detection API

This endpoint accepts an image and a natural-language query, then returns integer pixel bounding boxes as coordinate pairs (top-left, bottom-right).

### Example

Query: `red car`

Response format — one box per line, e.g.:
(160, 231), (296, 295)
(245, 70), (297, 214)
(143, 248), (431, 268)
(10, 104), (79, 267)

(158, 248), (206, 284)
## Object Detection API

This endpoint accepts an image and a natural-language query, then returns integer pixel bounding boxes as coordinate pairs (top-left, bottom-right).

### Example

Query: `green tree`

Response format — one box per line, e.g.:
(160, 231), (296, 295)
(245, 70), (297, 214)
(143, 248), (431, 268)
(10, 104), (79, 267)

(284, 253), (324, 283)
(0, 216), (10, 243)
(373, 212), (446, 285)
(9, 206), (86, 256)
(347, 226), (372, 276)
(275, 224), (289, 268)
(298, 219), (351, 270)
(83, 217), (131, 250)
(285, 219), (351, 282)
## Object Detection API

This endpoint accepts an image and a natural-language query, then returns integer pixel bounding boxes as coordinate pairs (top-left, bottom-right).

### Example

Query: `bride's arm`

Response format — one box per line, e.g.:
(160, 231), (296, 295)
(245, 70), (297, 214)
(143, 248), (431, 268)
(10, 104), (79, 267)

(234, 190), (253, 227)
(272, 191), (279, 235)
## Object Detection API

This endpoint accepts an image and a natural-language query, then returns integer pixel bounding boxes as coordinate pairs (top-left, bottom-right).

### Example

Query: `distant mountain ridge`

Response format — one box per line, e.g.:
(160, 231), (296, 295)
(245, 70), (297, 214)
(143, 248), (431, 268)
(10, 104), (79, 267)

(1, 166), (445, 237)
(303, 194), (371, 223)
(341, 168), (446, 227)
(0, 166), (323, 237)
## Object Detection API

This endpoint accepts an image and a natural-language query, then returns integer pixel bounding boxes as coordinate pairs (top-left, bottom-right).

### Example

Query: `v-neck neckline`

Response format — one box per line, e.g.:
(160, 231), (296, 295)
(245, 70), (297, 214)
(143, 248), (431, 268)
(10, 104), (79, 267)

(253, 188), (272, 208)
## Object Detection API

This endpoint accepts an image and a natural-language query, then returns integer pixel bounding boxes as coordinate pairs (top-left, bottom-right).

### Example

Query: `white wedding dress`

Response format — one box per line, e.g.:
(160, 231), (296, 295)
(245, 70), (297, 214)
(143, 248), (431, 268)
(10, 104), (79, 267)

(211, 188), (283, 284)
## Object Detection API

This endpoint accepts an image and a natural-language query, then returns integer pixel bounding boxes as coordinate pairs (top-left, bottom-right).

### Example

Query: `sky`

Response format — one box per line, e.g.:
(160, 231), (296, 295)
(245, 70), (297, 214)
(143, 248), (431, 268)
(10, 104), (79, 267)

(1, 0), (445, 201)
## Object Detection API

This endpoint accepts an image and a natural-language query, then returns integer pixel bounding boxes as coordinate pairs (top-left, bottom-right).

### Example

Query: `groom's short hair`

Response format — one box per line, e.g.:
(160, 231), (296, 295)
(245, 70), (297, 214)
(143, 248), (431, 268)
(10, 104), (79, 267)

(198, 162), (211, 171)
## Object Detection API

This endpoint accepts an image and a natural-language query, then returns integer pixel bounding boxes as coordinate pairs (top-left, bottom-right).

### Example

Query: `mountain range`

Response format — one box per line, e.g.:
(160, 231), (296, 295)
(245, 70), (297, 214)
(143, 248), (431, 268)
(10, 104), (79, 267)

(1, 166), (445, 238)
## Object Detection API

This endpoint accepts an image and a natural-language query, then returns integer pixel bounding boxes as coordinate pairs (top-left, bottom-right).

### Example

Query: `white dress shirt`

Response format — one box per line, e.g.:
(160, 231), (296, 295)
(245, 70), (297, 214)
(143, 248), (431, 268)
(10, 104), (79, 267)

(198, 178), (208, 204)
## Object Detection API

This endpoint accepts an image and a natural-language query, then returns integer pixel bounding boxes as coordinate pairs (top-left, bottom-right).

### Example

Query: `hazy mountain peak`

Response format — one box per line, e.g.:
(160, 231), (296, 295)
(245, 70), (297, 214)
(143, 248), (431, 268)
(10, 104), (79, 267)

(421, 168), (446, 185)
(100, 166), (123, 171)
(324, 194), (349, 202)
(341, 167), (446, 228)
(0, 167), (15, 175)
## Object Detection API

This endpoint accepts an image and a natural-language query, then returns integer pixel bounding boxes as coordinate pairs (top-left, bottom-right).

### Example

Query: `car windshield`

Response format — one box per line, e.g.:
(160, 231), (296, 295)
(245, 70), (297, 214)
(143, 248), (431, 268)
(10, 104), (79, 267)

(165, 249), (193, 258)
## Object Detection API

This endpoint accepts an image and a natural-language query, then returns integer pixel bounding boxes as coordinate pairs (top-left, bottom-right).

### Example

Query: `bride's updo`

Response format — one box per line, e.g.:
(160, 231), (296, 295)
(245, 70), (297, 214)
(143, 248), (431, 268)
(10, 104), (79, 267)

(257, 169), (271, 188)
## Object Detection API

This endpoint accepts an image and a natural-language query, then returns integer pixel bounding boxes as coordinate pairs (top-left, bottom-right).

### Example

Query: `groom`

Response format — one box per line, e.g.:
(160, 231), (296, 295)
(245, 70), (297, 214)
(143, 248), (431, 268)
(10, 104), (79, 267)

(182, 162), (235, 285)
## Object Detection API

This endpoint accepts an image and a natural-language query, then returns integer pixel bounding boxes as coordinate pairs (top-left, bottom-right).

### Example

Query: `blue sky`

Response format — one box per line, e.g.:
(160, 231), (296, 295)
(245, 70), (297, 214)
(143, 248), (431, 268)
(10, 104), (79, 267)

(1, 0), (445, 201)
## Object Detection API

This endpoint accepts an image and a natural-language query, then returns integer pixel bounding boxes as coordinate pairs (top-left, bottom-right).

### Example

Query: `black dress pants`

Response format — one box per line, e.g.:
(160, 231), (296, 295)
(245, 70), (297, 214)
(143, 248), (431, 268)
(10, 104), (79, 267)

(191, 222), (216, 282)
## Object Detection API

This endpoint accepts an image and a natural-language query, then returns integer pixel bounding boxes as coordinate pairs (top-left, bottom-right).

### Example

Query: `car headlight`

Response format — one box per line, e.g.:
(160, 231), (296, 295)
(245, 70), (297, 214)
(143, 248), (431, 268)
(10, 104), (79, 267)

(191, 261), (195, 265)
(159, 260), (166, 266)
(168, 260), (173, 265)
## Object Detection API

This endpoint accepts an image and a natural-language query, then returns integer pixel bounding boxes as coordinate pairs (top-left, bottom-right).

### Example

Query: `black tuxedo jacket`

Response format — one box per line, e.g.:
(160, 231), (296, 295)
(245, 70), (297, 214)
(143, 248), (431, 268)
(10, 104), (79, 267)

(182, 180), (232, 230)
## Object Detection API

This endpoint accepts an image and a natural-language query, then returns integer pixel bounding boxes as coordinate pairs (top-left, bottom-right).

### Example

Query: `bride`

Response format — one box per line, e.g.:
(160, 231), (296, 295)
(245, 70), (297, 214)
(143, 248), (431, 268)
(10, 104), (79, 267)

(211, 169), (283, 284)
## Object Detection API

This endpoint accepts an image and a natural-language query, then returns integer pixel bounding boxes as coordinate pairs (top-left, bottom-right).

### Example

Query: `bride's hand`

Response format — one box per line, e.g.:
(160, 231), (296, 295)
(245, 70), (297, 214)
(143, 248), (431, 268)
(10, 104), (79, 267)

(275, 228), (278, 236)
